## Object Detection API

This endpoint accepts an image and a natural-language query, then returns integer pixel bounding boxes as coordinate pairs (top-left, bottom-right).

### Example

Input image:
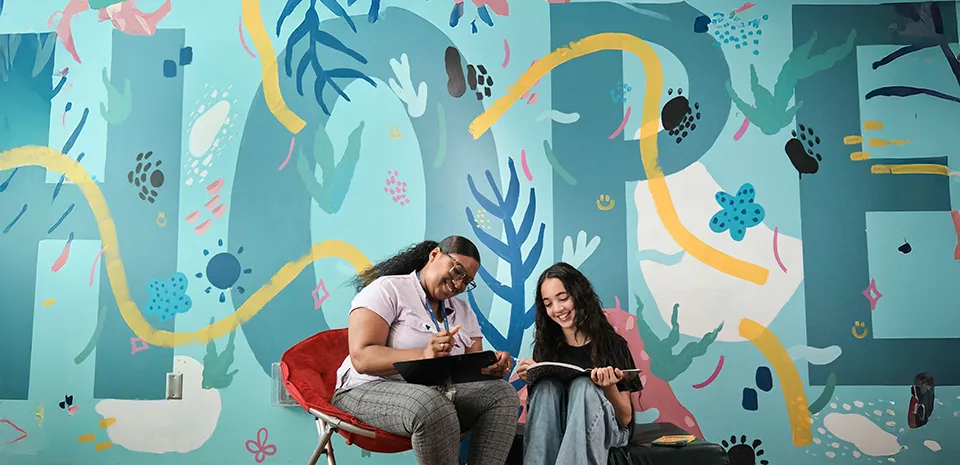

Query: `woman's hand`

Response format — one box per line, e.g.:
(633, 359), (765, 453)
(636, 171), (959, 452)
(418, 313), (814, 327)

(590, 366), (624, 388)
(515, 358), (536, 382)
(422, 325), (461, 359)
(482, 351), (513, 378)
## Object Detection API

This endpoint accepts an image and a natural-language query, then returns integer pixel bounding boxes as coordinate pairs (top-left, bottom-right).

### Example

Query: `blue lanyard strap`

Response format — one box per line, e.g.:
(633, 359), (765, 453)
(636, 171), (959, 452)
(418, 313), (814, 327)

(416, 271), (449, 333)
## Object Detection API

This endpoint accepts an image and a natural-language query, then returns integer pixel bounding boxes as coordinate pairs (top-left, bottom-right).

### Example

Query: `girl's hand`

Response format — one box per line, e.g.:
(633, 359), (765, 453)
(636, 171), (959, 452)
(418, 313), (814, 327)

(515, 358), (536, 382)
(590, 366), (624, 387)
(482, 351), (513, 377)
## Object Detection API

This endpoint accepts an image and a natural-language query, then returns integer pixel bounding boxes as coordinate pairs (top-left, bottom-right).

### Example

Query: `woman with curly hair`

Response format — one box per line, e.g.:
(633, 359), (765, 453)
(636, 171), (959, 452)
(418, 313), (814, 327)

(331, 236), (519, 465)
(516, 262), (642, 465)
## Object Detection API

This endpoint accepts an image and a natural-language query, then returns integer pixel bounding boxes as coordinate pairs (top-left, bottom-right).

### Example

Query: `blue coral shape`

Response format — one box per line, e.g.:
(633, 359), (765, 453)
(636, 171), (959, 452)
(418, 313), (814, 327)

(145, 272), (194, 321)
(708, 183), (765, 242)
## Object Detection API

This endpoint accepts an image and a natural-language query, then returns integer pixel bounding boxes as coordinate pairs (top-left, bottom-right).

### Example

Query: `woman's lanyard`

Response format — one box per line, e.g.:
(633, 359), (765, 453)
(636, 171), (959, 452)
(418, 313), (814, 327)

(416, 271), (449, 333)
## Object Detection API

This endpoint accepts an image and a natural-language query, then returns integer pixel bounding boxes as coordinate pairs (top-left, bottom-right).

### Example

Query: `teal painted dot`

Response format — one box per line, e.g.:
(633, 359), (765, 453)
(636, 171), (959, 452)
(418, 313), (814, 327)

(756, 29), (763, 35)
(735, 44), (741, 49)
(753, 50), (759, 56)
(724, 38), (729, 43)
(741, 34), (747, 39)
(748, 30), (754, 35)
(762, 14), (769, 20)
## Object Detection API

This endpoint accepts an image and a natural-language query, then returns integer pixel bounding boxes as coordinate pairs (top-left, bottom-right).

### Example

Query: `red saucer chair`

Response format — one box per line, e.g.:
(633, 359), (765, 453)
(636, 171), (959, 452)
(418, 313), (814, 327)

(280, 329), (412, 465)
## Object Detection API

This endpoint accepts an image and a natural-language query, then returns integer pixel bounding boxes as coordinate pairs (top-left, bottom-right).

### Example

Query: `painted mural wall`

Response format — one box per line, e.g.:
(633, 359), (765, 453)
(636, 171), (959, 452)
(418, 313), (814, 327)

(0, 0), (958, 464)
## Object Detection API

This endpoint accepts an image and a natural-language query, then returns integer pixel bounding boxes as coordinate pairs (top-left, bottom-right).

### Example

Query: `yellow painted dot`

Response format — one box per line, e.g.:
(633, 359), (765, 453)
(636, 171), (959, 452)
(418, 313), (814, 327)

(94, 441), (113, 452)
(78, 434), (96, 443)
(42, 299), (56, 307)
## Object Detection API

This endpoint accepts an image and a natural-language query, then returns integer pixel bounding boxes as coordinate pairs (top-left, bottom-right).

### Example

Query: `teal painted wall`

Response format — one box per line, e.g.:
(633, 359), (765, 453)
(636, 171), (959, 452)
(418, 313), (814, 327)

(1, 0), (959, 463)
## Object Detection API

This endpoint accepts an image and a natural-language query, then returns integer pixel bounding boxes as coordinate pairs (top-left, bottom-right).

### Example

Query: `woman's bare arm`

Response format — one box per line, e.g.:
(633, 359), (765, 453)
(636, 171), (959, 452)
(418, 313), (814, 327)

(347, 308), (426, 376)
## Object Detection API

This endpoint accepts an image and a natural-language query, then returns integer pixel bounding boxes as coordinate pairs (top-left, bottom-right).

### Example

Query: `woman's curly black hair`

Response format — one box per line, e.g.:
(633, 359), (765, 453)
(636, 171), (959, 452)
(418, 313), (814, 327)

(351, 235), (481, 291)
(532, 262), (634, 372)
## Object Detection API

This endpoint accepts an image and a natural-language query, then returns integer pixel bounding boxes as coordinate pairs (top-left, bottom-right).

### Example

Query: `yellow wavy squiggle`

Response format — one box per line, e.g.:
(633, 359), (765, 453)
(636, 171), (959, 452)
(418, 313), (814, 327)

(469, 33), (769, 285)
(0, 146), (370, 347)
(241, 0), (307, 134)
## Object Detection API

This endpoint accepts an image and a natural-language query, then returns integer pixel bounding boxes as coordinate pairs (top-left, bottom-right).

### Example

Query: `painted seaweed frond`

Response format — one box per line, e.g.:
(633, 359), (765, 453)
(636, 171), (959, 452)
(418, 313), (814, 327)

(449, 1), (508, 31)
(864, 2), (960, 105)
(276, 0), (376, 115)
(632, 295), (722, 382)
(465, 157), (545, 357)
(296, 121), (365, 214)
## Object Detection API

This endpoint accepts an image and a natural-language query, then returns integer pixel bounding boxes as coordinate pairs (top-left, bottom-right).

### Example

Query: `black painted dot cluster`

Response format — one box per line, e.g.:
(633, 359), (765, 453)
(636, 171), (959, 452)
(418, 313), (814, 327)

(127, 151), (164, 203)
(661, 88), (701, 144)
(467, 64), (493, 100)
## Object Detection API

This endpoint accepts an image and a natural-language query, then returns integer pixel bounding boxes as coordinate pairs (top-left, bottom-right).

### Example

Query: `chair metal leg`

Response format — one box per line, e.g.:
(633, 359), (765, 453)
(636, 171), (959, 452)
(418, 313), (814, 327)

(308, 418), (336, 465)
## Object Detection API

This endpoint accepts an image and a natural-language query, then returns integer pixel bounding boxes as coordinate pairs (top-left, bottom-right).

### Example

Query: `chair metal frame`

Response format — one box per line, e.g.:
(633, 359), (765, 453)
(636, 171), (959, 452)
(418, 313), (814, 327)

(307, 408), (378, 465)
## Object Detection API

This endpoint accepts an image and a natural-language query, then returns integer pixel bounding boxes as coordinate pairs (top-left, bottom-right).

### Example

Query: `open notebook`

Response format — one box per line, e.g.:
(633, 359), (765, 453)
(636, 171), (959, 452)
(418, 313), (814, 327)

(525, 362), (641, 387)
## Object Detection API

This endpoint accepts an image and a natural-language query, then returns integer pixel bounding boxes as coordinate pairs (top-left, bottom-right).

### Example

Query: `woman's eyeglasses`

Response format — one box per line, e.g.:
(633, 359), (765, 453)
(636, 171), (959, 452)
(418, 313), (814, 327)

(443, 253), (477, 292)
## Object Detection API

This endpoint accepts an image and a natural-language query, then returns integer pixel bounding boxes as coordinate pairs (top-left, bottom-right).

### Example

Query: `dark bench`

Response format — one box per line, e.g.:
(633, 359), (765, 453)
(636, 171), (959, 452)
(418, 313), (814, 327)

(506, 422), (730, 465)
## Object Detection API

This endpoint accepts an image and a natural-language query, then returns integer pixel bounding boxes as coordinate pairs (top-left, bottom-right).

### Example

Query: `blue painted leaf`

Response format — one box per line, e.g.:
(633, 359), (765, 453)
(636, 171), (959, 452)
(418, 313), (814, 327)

(467, 175), (504, 218)
(477, 5), (494, 27)
(449, 2), (463, 27)
(483, 170), (505, 206)
(315, 30), (367, 64)
(284, 20), (312, 76)
(471, 20), (477, 34)
(325, 67), (376, 87)
(708, 210), (730, 233)
(295, 52), (312, 96)
(477, 264), (511, 302)
(501, 157), (520, 217)
(516, 187), (536, 244)
(521, 223), (546, 277)
(313, 71), (333, 116)
(467, 290), (507, 349)
(367, 0), (380, 23)
(714, 191), (735, 207)
(346, 0), (356, 5)
(276, 0), (305, 36)
(319, 0), (357, 32)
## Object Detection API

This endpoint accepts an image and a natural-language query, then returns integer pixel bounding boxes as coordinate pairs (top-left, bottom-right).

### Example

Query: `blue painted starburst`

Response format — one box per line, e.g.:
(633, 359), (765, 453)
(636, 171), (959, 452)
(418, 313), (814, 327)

(708, 183), (765, 242)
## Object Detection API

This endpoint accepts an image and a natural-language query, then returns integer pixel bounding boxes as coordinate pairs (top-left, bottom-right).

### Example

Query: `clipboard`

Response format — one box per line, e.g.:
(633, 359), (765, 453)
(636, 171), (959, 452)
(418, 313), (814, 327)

(394, 351), (500, 386)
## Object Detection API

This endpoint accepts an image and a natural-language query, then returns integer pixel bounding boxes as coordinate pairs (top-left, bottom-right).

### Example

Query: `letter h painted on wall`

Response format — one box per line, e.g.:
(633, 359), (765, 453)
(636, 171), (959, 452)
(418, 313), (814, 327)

(0, 30), (185, 400)
(794, 3), (960, 386)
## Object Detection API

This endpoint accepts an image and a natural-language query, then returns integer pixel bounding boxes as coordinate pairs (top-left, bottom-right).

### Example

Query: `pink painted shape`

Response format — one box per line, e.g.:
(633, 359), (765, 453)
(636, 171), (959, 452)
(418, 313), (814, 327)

(502, 39), (511, 68)
(212, 204), (227, 219)
(473, 0), (509, 16)
(312, 279), (330, 310)
(90, 246), (106, 286)
(608, 106), (631, 140)
(733, 116), (750, 141)
(772, 226), (787, 272)
(52, 240), (72, 272)
(185, 210), (201, 224)
(205, 195), (221, 211)
(733, 2), (756, 13)
(67, 406), (79, 415)
(278, 136), (295, 171)
(207, 178), (225, 195)
(238, 17), (257, 58)
(194, 219), (213, 236)
(54, 0), (91, 64)
(691, 355), (724, 389)
(951, 210), (960, 260)
(527, 92), (538, 104)
(97, 0), (172, 36)
(0, 419), (27, 444)
(520, 149), (533, 181)
(862, 279), (882, 311)
(130, 337), (149, 355)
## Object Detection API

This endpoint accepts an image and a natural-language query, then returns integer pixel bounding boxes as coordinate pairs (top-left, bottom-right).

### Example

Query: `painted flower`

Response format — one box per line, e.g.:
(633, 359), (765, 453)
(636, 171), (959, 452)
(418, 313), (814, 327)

(708, 183), (765, 242)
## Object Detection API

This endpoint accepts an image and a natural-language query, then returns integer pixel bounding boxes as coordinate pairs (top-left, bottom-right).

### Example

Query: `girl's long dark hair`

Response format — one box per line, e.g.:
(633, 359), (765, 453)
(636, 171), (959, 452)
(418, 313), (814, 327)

(351, 236), (481, 291)
(532, 262), (633, 370)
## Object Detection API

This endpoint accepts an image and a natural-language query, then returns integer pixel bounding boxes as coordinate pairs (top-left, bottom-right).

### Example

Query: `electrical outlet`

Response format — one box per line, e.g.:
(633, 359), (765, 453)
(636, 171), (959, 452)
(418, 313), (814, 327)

(166, 372), (183, 400)
(271, 362), (297, 407)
